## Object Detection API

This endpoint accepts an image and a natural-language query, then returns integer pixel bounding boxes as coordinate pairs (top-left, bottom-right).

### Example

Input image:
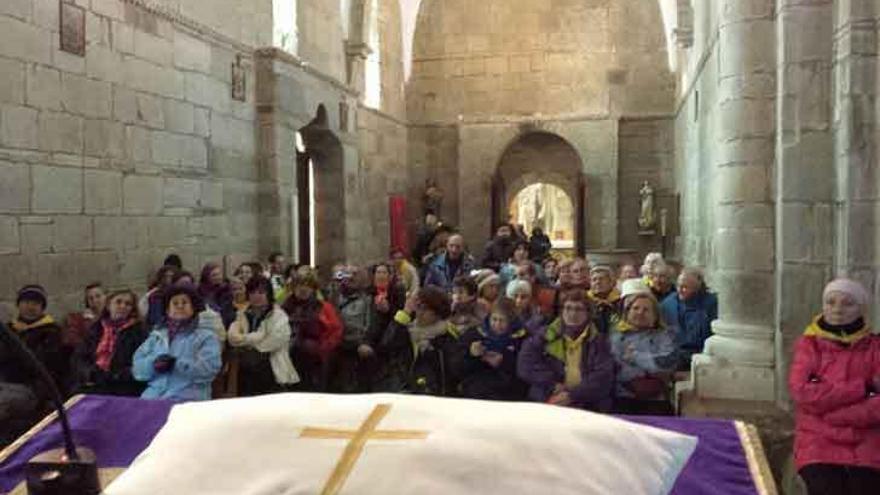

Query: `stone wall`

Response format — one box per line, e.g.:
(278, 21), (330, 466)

(407, 0), (674, 123)
(0, 0), (261, 318)
(298, 0), (346, 82)
(446, 119), (619, 250)
(618, 117), (675, 257)
(128, 0), (273, 47)
(406, 0), (674, 253)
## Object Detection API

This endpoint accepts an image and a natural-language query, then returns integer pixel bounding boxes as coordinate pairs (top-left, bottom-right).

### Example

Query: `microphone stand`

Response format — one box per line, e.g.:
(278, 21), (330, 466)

(0, 323), (99, 494)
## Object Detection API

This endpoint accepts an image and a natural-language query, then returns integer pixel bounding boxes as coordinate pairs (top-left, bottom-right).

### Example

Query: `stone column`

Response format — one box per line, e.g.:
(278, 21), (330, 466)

(690, 0), (777, 402)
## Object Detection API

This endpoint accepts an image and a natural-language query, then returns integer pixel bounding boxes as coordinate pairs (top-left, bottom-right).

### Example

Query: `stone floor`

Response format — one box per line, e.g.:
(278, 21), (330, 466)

(679, 392), (802, 495)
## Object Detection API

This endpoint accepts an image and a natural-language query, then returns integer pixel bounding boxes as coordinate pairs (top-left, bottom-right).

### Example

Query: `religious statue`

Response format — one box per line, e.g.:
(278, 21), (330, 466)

(423, 179), (443, 217)
(638, 181), (656, 231)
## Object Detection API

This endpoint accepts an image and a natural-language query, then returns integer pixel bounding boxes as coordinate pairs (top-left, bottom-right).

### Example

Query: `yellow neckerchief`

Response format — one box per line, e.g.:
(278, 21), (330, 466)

(804, 315), (871, 345)
(563, 330), (590, 388)
(233, 300), (249, 312)
(588, 288), (621, 306)
(544, 318), (596, 362)
(614, 319), (664, 333)
(11, 314), (56, 333)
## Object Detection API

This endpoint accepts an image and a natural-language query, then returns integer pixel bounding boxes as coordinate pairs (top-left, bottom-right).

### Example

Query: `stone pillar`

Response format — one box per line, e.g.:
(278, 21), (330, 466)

(775, 0), (834, 406)
(690, 0), (777, 402)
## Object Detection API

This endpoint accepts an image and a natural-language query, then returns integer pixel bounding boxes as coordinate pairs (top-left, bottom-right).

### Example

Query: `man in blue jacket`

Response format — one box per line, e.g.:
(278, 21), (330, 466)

(660, 267), (718, 371)
(424, 234), (475, 294)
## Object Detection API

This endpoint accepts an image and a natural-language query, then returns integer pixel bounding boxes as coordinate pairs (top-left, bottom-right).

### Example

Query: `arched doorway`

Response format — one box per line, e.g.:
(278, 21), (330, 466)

(296, 105), (345, 276)
(491, 132), (586, 256)
(509, 183), (575, 250)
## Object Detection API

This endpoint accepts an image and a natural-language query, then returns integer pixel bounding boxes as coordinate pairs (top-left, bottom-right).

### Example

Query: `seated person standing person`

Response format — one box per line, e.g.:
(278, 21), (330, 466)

(789, 278), (880, 495)
(333, 266), (375, 393)
(473, 269), (501, 319)
(377, 287), (463, 396)
(227, 276), (299, 396)
(0, 321), (42, 447)
(139, 266), (178, 329)
(449, 276), (483, 338)
(8, 285), (68, 395)
(198, 262), (234, 329)
(499, 241), (538, 290)
(481, 224), (517, 272)
(587, 266), (621, 335)
(542, 257), (560, 288)
(74, 290), (148, 396)
(647, 263), (676, 303)
(132, 285), (222, 401)
(514, 262), (557, 320)
(460, 299), (528, 401)
(63, 283), (106, 352)
(611, 293), (678, 415)
(282, 272), (342, 392)
(506, 280), (545, 334)
(660, 267), (718, 371)
(517, 290), (614, 411)
(390, 249), (420, 298)
(424, 234), (475, 294)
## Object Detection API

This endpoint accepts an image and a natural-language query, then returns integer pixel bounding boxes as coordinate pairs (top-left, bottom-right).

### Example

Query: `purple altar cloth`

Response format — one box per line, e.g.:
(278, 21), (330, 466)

(0, 395), (760, 494)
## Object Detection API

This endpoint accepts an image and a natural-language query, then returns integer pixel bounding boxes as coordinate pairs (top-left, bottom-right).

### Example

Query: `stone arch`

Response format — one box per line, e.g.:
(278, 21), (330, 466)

(492, 132), (586, 255)
(297, 104), (345, 277)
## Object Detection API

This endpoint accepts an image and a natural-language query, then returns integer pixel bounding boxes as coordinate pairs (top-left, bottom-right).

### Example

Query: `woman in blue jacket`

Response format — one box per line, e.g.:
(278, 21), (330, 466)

(133, 284), (222, 401)
(659, 267), (718, 371)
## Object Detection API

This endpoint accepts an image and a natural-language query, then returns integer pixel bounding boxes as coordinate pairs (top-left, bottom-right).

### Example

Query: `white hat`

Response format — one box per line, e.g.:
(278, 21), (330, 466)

(620, 279), (651, 299)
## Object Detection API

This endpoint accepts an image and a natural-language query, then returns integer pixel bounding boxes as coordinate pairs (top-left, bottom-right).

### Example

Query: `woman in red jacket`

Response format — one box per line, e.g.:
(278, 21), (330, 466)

(282, 271), (342, 391)
(789, 278), (880, 495)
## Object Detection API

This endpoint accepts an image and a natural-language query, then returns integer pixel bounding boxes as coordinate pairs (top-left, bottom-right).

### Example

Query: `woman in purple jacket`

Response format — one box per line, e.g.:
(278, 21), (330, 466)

(517, 290), (614, 411)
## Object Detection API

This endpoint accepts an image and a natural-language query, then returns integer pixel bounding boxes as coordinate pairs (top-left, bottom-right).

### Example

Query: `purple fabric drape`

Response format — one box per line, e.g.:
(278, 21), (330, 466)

(0, 396), (760, 494)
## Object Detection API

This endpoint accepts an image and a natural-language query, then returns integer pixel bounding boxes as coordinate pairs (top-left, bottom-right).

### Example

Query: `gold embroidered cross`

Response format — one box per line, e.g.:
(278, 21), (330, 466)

(299, 403), (430, 495)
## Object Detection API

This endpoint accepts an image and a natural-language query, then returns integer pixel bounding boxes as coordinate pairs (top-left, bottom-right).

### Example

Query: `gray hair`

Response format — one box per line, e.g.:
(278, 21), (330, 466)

(505, 279), (532, 298)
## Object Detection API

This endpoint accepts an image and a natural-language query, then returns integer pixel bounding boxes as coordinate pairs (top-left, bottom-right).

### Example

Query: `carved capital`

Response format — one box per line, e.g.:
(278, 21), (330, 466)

(345, 41), (372, 60)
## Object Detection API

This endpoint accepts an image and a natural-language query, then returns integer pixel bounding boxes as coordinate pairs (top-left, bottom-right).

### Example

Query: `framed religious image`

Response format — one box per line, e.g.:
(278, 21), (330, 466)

(60, 2), (86, 57)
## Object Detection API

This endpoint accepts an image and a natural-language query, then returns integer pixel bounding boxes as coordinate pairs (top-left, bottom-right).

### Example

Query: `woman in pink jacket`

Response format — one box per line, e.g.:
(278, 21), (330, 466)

(789, 278), (880, 494)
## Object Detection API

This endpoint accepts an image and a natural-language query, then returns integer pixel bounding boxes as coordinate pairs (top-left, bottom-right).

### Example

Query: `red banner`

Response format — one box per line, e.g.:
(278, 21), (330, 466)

(389, 196), (409, 255)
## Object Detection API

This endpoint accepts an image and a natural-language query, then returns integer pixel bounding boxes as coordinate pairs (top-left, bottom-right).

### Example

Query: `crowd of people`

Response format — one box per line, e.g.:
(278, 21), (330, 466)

(1, 218), (878, 493)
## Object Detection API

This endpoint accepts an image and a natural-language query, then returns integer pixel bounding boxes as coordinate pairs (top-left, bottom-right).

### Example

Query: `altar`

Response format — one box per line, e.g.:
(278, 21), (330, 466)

(0, 395), (775, 494)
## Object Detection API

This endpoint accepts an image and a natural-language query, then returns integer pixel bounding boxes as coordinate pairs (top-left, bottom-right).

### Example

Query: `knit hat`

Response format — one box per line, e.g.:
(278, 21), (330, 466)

(506, 279), (532, 298)
(620, 279), (651, 299)
(590, 265), (614, 277)
(17, 285), (48, 309)
(472, 269), (501, 293)
(823, 278), (870, 307)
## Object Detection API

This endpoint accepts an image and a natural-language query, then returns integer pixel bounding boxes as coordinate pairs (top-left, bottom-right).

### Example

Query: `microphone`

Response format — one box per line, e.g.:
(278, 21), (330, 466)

(0, 322), (99, 494)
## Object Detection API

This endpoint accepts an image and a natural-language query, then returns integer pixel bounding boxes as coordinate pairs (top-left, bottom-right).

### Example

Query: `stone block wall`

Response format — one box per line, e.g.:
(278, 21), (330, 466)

(0, 0), (260, 317)
(618, 117), (675, 257)
(407, 0), (674, 124)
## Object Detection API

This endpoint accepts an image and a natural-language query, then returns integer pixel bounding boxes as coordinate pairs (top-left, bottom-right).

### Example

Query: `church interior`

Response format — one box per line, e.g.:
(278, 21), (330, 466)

(1, 1), (880, 494)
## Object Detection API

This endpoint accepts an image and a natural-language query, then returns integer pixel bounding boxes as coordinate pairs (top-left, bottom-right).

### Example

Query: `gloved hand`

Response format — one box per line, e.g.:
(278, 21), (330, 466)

(153, 354), (177, 374)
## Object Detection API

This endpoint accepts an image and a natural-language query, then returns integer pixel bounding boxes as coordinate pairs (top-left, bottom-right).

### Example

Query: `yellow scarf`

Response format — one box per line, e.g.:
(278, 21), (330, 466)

(804, 315), (871, 345)
(614, 319), (664, 333)
(11, 314), (56, 333)
(563, 330), (590, 388)
(588, 288), (621, 306)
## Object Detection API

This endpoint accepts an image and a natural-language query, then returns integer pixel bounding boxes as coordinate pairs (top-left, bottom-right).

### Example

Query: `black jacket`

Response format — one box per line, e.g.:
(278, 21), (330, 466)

(74, 319), (148, 397)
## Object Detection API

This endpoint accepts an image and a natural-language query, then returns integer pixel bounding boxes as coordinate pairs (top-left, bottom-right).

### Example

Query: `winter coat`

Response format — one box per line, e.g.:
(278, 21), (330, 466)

(132, 318), (222, 401)
(517, 318), (614, 411)
(587, 289), (622, 335)
(661, 290), (718, 365)
(228, 306), (300, 395)
(423, 253), (476, 293)
(529, 233), (552, 262)
(789, 317), (880, 471)
(0, 323), (41, 446)
(7, 316), (69, 396)
(336, 292), (374, 352)
(283, 297), (343, 362)
(376, 311), (465, 396)
(480, 238), (516, 272)
(459, 324), (528, 401)
(139, 288), (167, 329)
(74, 319), (148, 397)
(63, 310), (99, 351)
(609, 321), (678, 400)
